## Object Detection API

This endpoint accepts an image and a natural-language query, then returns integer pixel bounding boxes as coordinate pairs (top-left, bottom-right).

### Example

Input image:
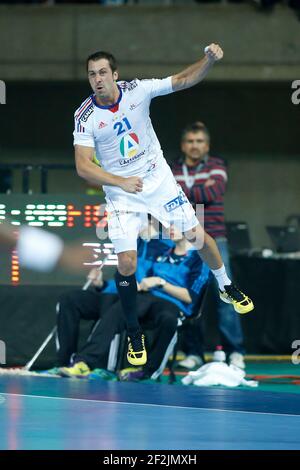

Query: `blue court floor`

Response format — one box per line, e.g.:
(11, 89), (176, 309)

(1, 375), (300, 450)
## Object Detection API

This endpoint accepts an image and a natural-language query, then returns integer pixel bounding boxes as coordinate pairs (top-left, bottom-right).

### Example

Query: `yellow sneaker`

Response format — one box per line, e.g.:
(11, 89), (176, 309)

(59, 361), (91, 378)
(220, 284), (254, 314)
(127, 332), (147, 366)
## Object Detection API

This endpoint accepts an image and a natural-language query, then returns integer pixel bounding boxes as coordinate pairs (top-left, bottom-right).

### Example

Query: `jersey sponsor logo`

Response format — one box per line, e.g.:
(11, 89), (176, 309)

(164, 192), (188, 213)
(120, 132), (139, 159)
(146, 160), (157, 173)
(119, 150), (145, 167)
(119, 80), (138, 92)
(129, 102), (143, 111)
(98, 121), (107, 129)
(79, 105), (94, 123)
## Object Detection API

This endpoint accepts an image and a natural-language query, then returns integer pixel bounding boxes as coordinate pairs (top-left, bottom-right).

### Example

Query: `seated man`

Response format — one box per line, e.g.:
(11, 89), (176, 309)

(56, 228), (171, 378)
(119, 225), (210, 381)
(57, 224), (209, 380)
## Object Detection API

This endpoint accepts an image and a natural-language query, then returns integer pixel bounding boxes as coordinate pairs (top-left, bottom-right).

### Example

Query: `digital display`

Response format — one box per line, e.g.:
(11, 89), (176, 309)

(0, 194), (118, 285)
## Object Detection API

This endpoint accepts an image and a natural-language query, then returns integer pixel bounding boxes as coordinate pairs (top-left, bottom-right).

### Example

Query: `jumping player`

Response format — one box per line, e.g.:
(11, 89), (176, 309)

(73, 45), (254, 367)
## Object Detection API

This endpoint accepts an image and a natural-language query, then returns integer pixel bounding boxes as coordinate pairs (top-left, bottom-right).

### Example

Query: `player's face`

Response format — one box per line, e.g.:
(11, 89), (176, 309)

(181, 131), (210, 162)
(87, 59), (118, 100)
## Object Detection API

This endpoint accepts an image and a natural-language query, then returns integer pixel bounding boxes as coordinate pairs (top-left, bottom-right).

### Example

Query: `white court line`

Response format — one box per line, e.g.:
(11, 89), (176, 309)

(1, 392), (300, 418)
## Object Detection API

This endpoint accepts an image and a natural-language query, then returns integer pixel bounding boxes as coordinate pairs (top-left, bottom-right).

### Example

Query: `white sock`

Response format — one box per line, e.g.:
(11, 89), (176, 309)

(211, 264), (232, 291)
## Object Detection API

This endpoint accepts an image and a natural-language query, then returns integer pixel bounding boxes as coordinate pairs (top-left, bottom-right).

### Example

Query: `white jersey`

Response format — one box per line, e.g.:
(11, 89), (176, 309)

(73, 76), (200, 252)
(73, 77), (174, 195)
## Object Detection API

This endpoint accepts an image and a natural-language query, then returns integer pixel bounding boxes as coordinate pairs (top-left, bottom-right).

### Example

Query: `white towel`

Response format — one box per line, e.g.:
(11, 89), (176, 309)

(182, 362), (258, 388)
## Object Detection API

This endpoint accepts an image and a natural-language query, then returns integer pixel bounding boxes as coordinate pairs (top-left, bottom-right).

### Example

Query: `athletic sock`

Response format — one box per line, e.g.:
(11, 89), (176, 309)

(211, 264), (232, 291)
(114, 271), (140, 333)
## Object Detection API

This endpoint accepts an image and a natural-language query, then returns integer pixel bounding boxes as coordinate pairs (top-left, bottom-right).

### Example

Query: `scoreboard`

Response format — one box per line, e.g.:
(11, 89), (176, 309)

(0, 194), (118, 285)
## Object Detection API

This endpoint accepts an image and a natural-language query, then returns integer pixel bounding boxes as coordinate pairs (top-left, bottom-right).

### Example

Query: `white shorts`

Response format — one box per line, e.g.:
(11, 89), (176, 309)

(105, 161), (199, 253)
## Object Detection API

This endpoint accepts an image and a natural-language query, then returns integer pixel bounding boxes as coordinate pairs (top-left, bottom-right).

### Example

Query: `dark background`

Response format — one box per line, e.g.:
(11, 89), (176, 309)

(1, 80), (298, 158)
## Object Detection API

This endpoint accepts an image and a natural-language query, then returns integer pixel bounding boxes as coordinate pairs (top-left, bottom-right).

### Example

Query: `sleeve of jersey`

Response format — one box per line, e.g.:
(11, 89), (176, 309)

(73, 111), (95, 148)
(140, 76), (173, 100)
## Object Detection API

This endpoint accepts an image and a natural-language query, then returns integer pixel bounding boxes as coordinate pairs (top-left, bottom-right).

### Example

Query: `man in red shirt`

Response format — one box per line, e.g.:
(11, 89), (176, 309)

(171, 121), (245, 369)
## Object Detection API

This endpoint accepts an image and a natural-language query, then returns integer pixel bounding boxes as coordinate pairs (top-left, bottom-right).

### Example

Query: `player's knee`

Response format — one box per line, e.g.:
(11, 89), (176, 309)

(117, 251), (137, 276)
(184, 225), (205, 250)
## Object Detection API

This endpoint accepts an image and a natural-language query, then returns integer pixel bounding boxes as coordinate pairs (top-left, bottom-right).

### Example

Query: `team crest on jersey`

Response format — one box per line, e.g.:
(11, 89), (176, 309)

(120, 133), (139, 159)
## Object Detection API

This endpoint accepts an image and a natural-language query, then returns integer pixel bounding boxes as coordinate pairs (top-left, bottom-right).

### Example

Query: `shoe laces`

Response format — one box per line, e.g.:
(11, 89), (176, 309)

(128, 331), (144, 353)
(224, 284), (246, 303)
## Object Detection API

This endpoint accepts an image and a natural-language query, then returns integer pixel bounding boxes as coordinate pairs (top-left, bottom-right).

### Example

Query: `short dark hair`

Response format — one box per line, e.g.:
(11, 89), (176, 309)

(86, 51), (118, 73)
(181, 121), (210, 143)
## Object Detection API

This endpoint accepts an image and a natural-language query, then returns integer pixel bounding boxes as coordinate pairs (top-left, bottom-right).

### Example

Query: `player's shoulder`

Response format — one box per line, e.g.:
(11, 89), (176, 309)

(74, 95), (94, 122)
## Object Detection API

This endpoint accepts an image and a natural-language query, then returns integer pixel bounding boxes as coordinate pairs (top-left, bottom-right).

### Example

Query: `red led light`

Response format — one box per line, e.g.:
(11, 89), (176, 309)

(11, 246), (20, 284)
(68, 211), (81, 216)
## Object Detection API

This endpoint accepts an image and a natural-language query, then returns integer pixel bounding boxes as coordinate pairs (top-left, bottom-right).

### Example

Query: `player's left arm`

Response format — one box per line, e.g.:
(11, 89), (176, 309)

(171, 43), (223, 92)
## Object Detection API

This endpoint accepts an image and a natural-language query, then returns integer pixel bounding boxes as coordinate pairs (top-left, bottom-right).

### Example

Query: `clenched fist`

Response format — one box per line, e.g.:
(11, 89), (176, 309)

(204, 43), (224, 62)
(120, 176), (143, 194)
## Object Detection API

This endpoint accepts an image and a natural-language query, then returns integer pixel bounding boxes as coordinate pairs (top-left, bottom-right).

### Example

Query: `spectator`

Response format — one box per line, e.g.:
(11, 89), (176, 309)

(55, 222), (209, 380)
(56, 224), (172, 377)
(119, 224), (210, 381)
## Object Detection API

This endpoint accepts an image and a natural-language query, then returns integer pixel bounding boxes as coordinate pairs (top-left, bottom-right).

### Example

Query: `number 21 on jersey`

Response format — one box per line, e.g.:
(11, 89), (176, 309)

(114, 117), (132, 136)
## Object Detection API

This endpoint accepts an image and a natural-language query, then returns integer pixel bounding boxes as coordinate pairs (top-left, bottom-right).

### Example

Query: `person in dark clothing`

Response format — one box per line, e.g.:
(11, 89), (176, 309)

(56, 231), (173, 378)
(55, 224), (209, 380)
